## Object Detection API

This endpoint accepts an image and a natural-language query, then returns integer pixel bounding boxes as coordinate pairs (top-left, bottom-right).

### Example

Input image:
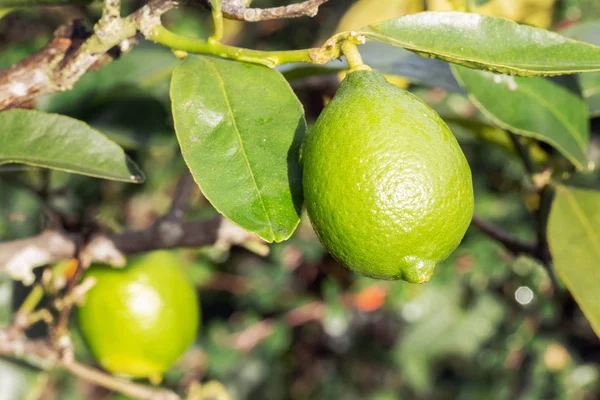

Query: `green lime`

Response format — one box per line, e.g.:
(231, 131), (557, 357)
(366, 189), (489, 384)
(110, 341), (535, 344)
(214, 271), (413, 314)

(302, 71), (474, 283)
(77, 251), (199, 380)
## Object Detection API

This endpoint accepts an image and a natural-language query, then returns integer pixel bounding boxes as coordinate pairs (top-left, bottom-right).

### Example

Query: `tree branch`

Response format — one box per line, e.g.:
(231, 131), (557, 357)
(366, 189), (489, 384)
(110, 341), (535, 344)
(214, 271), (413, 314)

(221, 0), (329, 21)
(0, 0), (178, 111)
(0, 327), (180, 400)
(165, 170), (197, 221)
(0, 216), (258, 283)
(0, 0), (338, 109)
(61, 360), (180, 400)
(471, 214), (538, 258)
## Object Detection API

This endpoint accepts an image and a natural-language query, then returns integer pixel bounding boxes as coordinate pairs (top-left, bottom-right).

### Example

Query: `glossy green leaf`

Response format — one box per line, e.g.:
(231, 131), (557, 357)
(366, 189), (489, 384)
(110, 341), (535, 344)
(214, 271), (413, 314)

(171, 55), (305, 243)
(0, 109), (143, 182)
(451, 65), (590, 170)
(280, 42), (463, 93)
(548, 185), (600, 338)
(562, 21), (600, 116)
(360, 12), (600, 76)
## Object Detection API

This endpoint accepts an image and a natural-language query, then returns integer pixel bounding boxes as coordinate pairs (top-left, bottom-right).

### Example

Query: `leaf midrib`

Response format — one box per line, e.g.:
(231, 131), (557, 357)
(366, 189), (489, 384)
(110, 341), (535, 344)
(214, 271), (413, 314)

(515, 80), (587, 150)
(561, 188), (600, 258)
(202, 57), (275, 240)
(362, 30), (600, 74)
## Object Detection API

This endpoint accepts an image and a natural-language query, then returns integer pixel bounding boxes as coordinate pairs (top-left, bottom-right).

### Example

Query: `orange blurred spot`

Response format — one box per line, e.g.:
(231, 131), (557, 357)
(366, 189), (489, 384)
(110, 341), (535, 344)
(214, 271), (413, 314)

(353, 285), (387, 312)
(63, 259), (79, 280)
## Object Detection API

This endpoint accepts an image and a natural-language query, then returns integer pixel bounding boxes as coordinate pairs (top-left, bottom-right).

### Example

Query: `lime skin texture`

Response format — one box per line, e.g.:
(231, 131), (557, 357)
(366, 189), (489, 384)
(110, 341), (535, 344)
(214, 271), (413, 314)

(77, 251), (200, 379)
(302, 71), (474, 283)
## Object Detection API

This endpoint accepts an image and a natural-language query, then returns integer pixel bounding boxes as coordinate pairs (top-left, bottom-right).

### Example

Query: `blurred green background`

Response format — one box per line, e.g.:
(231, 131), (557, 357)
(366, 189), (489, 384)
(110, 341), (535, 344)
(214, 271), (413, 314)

(1, 0), (600, 399)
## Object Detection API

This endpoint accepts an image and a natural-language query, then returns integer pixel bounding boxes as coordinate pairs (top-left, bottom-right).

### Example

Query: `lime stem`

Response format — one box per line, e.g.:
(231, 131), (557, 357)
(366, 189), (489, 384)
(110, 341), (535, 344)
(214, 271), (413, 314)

(149, 25), (318, 67)
(209, 0), (224, 43)
(341, 40), (371, 72)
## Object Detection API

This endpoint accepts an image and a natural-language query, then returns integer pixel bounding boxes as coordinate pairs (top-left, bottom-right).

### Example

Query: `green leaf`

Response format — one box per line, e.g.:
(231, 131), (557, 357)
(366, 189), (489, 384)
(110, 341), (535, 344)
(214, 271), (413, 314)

(171, 55), (305, 243)
(280, 42), (464, 93)
(548, 185), (600, 338)
(451, 65), (590, 171)
(360, 11), (600, 76)
(357, 42), (463, 93)
(562, 21), (600, 116)
(0, 109), (143, 182)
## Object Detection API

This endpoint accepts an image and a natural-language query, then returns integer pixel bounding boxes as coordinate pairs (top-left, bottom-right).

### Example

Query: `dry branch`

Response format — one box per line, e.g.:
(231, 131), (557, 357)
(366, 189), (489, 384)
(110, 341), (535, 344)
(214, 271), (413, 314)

(471, 214), (538, 257)
(0, 327), (180, 400)
(0, 0), (178, 111)
(221, 0), (330, 21)
(0, 215), (258, 282)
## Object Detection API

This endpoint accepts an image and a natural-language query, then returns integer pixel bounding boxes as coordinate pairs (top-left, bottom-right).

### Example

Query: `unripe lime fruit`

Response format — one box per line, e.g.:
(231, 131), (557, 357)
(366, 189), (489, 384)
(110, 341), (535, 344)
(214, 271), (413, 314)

(302, 71), (474, 283)
(77, 251), (199, 380)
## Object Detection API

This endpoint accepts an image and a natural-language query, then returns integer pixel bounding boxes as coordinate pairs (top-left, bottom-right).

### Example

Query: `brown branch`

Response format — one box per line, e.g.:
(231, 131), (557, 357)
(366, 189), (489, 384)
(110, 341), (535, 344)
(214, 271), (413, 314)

(221, 0), (329, 21)
(471, 214), (538, 257)
(0, 216), (258, 282)
(0, 0), (332, 109)
(61, 360), (180, 400)
(165, 170), (197, 221)
(0, 0), (178, 111)
(0, 328), (180, 400)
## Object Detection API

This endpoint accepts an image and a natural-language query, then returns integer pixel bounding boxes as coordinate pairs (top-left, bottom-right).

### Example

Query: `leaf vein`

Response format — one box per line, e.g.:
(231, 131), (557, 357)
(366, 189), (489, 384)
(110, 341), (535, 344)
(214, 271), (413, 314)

(562, 188), (600, 258)
(202, 57), (275, 240)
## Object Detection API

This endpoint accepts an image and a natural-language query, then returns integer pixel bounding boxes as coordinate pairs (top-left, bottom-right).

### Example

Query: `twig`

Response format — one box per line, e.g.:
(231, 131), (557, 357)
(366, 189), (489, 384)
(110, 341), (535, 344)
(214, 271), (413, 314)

(165, 170), (197, 221)
(61, 360), (180, 400)
(0, 327), (180, 400)
(0, 0), (179, 110)
(471, 214), (538, 257)
(54, 256), (85, 338)
(0, 0), (338, 109)
(221, 0), (330, 21)
(508, 133), (536, 176)
(535, 186), (554, 265)
(0, 216), (257, 282)
(507, 132), (555, 270)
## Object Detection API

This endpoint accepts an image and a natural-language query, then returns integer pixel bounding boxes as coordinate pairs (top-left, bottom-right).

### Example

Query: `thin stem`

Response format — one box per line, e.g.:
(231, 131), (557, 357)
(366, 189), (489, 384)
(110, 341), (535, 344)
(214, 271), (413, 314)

(148, 25), (319, 67)
(341, 40), (370, 72)
(536, 186), (554, 265)
(17, 285), (45, 316)
(60, 360), (180, 400)
(508, 132), (557, 286)
(166, 170), (196, 220)
(209, 0), (224, 43)
(508, 133), (536, 175)
(12, 285), (53, 331)
(471, 215), (537, 257)
(26, 309), (54, 326)
(54, 257), (84, 338)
